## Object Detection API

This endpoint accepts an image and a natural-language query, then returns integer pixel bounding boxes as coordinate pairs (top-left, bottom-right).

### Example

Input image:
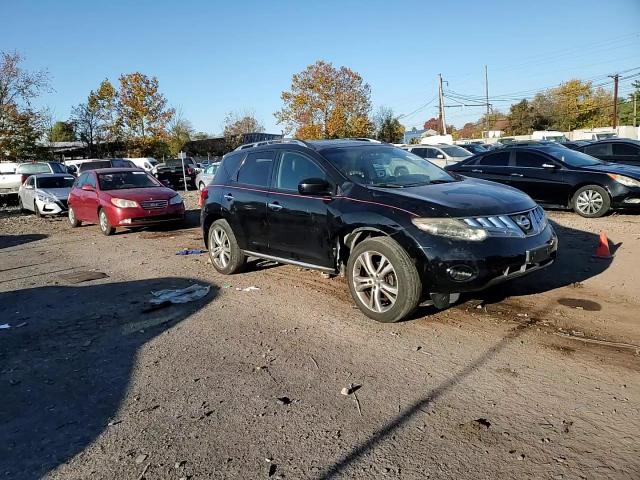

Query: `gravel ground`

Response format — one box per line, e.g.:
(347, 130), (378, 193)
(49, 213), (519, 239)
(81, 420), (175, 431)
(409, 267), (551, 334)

(1, 196), (639, 479)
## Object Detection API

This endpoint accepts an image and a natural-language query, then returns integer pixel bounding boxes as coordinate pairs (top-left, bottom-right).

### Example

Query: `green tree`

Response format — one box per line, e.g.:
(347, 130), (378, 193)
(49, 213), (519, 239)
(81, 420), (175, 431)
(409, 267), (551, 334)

(70, 100), (100, 156)
(48, 121), (75, 142)
(618, 80), (640, 126)
(506, 100), (535, 135)
(167, 114), (194, 156)
(374, 107), (405, 143)
(275, 60), (373, 139)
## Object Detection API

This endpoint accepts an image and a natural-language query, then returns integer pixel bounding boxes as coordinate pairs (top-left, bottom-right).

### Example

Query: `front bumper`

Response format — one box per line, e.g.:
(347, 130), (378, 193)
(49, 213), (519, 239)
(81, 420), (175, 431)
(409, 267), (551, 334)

(415, 223), (558, 293)
(611, 185), (640, 208)
(107, 203), (185, 226)
(36, 198), (68, 215)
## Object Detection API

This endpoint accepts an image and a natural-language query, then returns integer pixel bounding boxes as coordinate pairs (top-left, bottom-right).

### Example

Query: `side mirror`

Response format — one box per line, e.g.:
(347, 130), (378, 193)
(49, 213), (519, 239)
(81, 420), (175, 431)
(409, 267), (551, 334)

(298, 178), (331, 196)
(542, 163), (557, 170)
(436, 154), (445, 159)
(81, 184), (94, 192)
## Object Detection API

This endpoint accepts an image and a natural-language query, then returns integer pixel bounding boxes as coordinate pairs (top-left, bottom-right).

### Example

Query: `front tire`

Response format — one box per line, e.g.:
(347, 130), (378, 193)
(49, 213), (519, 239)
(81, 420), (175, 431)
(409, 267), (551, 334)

(98, 208), (115, 236)
(18, 196), (25, 213)
(572, 185), (610, 218)
(208, 219), (245, 274)
(68, 206), (81, 227)
(34, 201), (42, 218)
(347, 236), (422, 323)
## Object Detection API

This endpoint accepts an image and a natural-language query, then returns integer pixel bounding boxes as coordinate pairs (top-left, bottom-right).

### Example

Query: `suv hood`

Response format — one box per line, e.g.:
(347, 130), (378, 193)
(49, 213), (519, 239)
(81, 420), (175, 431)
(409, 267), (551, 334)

(582, 162), (640, 178)
(367, 177), (536, 217)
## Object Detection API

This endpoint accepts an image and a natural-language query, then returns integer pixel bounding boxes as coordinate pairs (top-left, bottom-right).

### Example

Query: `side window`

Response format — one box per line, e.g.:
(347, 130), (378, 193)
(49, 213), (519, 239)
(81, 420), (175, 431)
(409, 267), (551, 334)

(477, 151), (510, 166)
(86, 173), (97, 189)
(275, 151), (327, 192)
(50, 163), (64, 173)
(612, 143), (640, 156)
(424, 148), (437, 159)
(585, 143), (610, 156)
(515, 151), (548, 168)
(411, 148), (428, 159)
(236, 151), (275, 187)
(26, 176), (35, 187)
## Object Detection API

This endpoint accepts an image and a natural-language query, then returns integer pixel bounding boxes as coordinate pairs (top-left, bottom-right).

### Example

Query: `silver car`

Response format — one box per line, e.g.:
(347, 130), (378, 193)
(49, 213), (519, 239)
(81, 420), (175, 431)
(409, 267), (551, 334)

(18, 173), (75, 216)
(404, 145), (472, 168)
(196, 162), (220, 191)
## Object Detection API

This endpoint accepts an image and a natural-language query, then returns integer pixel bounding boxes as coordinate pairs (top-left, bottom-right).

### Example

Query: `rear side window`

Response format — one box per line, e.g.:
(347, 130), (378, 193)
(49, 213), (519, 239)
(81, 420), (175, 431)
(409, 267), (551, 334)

(515, 151), (548, 168)
(237, 151), (275, 187)
(584, 143), (609, 156)
(275, 151), (326, 191)
(477, 151), (510, 166)
(612, 143), (640, 155)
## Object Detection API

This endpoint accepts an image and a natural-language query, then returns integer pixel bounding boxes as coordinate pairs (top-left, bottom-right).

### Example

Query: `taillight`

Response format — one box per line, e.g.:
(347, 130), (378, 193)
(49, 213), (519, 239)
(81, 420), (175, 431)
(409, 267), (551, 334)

(20, 174), (29, 184)
(198, 187), (208, 207)
(187, 167), (193, 175)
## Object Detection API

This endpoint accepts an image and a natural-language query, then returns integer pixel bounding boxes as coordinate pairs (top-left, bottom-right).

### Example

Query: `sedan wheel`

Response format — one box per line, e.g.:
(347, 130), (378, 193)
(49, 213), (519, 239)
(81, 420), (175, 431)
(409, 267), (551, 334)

(211, 225), (231, 269)
(352, 251), (398, 313)
(573, 185), (610, 218)
(99, 209), (115, 236)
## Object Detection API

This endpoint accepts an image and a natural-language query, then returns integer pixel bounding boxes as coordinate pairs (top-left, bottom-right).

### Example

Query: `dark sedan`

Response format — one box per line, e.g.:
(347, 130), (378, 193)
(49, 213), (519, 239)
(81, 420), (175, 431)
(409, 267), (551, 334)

(445, 145), (640, 217)
(575, 138), (640, 166)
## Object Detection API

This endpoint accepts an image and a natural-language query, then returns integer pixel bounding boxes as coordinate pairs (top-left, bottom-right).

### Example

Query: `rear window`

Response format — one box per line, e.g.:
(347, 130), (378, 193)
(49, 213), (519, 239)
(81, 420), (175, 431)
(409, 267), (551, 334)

(237, 151), (275, 187)
(17, 163), (51, 174)
(612, 143), (640, 156)
(79, 161), (111, 172)
(0, 163), (17, 174)
(477, 151), (510, 166)
(98, 171), (161, 190)
(584, 143), (609, 156)
(112, 159), (136, 168)
(37, 176), (75, 189)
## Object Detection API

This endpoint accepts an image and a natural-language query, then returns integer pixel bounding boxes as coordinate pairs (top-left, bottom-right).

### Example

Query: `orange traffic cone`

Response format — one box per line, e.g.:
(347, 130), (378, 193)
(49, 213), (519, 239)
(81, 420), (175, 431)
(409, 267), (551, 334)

(594, 231), (613, 259)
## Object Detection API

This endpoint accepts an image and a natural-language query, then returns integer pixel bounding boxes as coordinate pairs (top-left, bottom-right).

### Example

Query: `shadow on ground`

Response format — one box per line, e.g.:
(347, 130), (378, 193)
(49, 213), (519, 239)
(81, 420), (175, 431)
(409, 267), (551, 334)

(0, 277), (216, 479)
(0, 234), (48, 249)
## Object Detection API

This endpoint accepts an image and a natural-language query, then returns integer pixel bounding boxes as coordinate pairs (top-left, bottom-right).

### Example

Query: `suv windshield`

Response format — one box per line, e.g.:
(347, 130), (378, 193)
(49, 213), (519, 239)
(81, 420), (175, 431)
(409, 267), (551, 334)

(17, 163), (51, 174)
(322, 146), (455, 187)
(38, 176), (75, 188)
(441, 146), (471, 157)
(98, 171), (161, 190)
(547, 147), (602, 167)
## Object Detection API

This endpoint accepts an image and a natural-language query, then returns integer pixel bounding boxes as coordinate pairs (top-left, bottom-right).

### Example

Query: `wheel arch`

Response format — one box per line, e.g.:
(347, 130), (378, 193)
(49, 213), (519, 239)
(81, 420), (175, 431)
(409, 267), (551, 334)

(568, 182), (612, 207)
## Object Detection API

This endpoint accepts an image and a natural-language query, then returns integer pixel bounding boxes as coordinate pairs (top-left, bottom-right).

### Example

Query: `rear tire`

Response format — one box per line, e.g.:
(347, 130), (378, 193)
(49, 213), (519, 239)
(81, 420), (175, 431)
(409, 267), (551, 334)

(98, 208), (115, 236)
(347, 236), (422, 323)
(68, 206), (81, 227)
(572, 185), (610, 218)
(208, 219), (245, 274)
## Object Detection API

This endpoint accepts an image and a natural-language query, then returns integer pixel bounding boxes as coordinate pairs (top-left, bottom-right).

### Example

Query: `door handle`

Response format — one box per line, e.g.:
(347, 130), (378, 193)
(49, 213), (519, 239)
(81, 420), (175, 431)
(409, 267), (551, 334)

(223, 193), (234, 201)
(268, 202), (283, 211)
(510, 173), (524, 177)
(471, 169), (483, 173)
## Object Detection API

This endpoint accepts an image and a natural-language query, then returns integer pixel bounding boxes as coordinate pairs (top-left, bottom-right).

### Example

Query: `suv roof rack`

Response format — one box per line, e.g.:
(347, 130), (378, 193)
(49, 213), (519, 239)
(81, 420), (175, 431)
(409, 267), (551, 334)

(233, 138), (313, 151)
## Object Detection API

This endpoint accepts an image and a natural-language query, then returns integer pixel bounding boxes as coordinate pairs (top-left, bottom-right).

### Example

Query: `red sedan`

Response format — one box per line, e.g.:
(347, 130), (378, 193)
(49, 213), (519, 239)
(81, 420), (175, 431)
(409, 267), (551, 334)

(68, 168), (185, 235)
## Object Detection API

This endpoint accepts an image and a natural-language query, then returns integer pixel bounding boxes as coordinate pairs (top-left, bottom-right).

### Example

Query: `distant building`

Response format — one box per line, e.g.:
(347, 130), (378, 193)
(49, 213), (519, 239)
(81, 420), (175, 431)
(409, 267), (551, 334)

(184, 132), (283, 158)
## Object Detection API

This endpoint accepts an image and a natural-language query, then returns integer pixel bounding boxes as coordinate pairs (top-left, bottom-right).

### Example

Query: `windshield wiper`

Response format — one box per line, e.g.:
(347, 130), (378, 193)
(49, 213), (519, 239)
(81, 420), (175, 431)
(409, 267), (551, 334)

(371, 183), (405, 188)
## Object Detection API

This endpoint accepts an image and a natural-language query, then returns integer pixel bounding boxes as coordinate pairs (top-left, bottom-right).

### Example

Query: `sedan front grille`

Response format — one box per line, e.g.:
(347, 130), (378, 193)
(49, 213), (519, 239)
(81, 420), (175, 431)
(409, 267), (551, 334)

(462, 206), (547, 238)
(140, 199), (168, 210)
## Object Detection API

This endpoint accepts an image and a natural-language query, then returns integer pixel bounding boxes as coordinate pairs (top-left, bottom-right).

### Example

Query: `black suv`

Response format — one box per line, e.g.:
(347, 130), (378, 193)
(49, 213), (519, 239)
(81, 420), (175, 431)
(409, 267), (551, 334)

(201, 139), (557, 322)
(575, 138), (640, 166)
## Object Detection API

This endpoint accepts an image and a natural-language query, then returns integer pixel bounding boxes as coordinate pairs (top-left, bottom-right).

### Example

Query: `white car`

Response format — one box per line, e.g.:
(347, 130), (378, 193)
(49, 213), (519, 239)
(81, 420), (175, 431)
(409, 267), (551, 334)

(404, 144), (473, 168)
(18, 173), (75, 216)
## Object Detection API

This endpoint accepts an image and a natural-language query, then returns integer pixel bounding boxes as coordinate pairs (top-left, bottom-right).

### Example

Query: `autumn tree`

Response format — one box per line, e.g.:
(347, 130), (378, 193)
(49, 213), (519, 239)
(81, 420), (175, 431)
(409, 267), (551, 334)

(275, 60), (373, 139)
(118, 72), (174, 154)
(374, 107), (404, 143)
(167, 111), (194, 156)
(423, 117), (439, 131)
(223, 111), (264, 148)
(0, 51), (50, 159)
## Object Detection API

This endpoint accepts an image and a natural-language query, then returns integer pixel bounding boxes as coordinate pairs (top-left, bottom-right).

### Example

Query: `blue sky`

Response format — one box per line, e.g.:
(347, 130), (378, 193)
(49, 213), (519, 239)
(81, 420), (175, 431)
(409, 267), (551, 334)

(2, 0), (639, 134)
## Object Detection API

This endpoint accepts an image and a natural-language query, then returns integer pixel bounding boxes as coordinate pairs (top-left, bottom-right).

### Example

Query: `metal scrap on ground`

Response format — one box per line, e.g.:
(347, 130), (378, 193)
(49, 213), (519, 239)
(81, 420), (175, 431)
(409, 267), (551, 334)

(150, 284), (211, 305)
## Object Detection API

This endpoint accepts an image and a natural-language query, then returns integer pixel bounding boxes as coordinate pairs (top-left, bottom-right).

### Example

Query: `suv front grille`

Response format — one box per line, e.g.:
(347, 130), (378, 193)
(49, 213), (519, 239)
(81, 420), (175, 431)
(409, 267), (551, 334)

(140, 199), (168, 210)
(463, 206), (546, 238)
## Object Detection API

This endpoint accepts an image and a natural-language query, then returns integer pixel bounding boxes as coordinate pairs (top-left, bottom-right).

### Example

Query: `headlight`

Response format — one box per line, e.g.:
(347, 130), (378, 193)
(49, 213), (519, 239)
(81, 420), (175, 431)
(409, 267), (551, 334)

(110, 198), (138, 208)
(169, 194), (183, 205)
(36, 193), (56, 203)
(412, 218), (488, 241)
(607, 173), (640, 188)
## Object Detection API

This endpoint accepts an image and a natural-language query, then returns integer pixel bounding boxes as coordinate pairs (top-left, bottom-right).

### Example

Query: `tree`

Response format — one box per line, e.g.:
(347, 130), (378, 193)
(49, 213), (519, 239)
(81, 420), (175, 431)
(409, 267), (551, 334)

(167, 112), (194, 156)
(423, 117), (439, 131)
(456, 122), (481, 140)
(118, 72), (174, 154)
(374, 107), (405, 143)
(48, 121), (75, 142)
(619, 80), (640, 126)
(506, 100), (535, 135)
(192, 131), (210, 140)
(70, 100), (100, 156)
(275, 60), (373, 139)
(223, 111), (264, 148)
(0, 51), (50, 159)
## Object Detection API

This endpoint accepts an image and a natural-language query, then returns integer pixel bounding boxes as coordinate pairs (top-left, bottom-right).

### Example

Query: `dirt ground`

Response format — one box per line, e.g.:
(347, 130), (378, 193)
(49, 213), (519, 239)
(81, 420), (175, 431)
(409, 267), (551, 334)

(1, 193), (639, 480)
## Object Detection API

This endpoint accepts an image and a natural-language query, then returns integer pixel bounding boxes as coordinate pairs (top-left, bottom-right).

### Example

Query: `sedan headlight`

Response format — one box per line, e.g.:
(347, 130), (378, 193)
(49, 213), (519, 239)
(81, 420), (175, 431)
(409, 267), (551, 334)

(36, 193), (56, 203)
(607, 173), (640, 188)
(412, 218), (488, 241)
(169, 194), (183, 205)
(110, 198), (139, 208)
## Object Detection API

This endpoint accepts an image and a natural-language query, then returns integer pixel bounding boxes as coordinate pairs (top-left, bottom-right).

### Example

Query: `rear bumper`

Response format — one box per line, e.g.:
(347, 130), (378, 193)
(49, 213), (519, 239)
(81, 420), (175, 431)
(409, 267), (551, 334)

(107, 204), (185, 226)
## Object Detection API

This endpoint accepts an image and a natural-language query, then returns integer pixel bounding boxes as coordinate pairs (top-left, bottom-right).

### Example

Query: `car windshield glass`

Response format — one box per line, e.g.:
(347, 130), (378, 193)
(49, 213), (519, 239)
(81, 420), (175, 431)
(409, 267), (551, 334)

(596, 133), (616, 140)
(79, 161), (111, 171)
(441, 146), (471, 157)
(37, 176), (75, 188)
(98, 171), (160, 190)
(322, 145), (455, 187)
(548, 148), (602, 167)
(17, 163), (50, 174)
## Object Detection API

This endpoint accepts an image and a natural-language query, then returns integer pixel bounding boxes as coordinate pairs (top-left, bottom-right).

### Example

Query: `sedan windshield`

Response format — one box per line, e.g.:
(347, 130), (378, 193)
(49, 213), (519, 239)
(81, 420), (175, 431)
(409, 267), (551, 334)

(547, 147), (602, 167)
(322, 146), (455, 187)
(98, 171), (161, 190)
(37, 176), (75, 189)
(441, 146), (472, 157)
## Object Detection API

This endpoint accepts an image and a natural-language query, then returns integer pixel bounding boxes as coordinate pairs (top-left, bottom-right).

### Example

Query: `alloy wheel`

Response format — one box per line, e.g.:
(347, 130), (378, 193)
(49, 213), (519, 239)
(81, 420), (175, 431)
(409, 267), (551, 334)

(99, 210), (108, 232)
(351, 251), (398, 313)
(576, 189), (604, 216)
(68, 207), (75, 225)
(211, 226), (231, 269)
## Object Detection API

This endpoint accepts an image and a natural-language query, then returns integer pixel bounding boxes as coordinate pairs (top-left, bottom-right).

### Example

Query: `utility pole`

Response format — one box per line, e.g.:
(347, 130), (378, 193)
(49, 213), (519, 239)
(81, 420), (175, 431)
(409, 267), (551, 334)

(634, 92), (637, 127)
(610, 73), (619, 128)
(484, 65), (490, 136)
(438, 74), (447, 135)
